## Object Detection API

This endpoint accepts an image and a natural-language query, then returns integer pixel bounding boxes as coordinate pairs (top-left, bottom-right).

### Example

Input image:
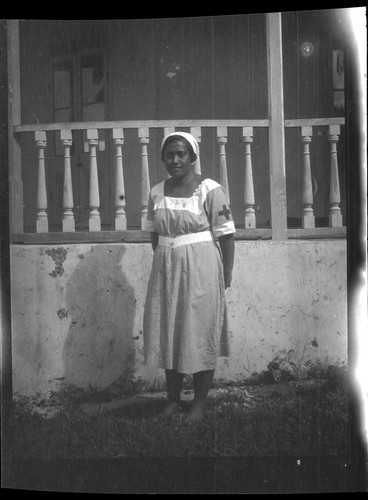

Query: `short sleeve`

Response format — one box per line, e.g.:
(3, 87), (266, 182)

(204, 185), (236, 238)
(143, 192), (155, 232)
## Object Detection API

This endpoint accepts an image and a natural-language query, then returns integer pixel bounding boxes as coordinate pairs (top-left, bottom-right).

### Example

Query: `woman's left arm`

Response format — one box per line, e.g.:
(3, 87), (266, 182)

(218, 234), (235, 288)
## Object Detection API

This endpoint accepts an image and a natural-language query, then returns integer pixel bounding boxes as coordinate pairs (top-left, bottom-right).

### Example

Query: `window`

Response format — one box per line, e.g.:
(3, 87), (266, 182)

(333, 49), (345, 113)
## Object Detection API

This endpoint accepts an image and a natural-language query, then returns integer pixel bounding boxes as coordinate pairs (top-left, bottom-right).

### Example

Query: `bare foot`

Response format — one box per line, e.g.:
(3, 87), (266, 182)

(158, 401), (180, 420)
(184, 404), (204, 424)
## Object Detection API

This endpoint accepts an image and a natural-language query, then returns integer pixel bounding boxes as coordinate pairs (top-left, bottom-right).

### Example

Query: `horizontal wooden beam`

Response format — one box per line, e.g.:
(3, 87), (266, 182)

(285, 118), (345, 127)
(287, 227), (346, 239)
(11, 230), (152, 245)
(14, 117), (346, 134)
(11, 229), (274, 244)
(234, 229), (272, 240)
(14, 119), (270, 133)
(11, 227), (347, 245)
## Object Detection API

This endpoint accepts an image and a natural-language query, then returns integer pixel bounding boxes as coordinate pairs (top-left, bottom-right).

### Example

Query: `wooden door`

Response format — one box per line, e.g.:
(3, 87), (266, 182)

(49, 50), (111, 230)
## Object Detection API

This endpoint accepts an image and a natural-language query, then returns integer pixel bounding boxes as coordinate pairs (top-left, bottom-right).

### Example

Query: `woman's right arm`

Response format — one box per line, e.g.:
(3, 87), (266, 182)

(150, 232), (159, 251)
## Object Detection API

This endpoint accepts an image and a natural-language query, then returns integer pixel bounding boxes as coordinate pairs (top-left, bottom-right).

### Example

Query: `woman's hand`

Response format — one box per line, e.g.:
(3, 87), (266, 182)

(218, 234), (235, 289)
(224, 271), (232, 289)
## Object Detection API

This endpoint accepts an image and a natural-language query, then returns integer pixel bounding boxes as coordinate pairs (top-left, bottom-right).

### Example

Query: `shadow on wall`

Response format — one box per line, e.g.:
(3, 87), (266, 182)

(62, 246), (136, 391)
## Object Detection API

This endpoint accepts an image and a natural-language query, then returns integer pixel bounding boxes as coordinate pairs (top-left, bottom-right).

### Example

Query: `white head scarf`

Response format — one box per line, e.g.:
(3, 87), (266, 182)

(161, 131), (199, 161)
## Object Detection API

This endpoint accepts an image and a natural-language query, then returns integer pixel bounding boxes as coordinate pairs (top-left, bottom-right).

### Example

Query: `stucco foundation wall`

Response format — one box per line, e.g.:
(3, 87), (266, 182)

(10, 239), (347, 397)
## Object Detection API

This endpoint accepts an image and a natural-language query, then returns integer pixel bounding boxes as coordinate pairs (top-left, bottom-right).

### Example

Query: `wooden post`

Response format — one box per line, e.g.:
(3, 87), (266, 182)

(163, 127), (175, 178)
(301, 126), (315, 228)
(190, 126), (202, 174)
(217, 126), (230, 204)
(7, 20), (23, 234)
(2, 19), (14, 403)
(139, 128), (150, 229)
(113, 128), (127, 230)
(35, 131), (48, 233)
(266, 12), (287, 239)
(328, 125), (343, 227)
(61, 129), (75, 232)
(87, 129), (101, 231)
(243, 127), (256, 228)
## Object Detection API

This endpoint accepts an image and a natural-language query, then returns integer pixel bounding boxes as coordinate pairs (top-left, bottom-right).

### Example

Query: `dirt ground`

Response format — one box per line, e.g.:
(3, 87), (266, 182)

(3, 371), (367, 493)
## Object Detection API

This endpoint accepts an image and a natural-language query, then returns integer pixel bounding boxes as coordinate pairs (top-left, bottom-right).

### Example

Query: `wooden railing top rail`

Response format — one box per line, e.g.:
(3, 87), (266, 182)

(14, 117), (345, 134)
(285, 117), (345, 127)
(14, 119), (270, 133)
(11, 227), (347, 245)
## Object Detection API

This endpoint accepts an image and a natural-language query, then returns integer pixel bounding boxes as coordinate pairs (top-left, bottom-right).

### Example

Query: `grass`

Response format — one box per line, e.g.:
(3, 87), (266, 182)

(4, 371), (365, 493)
(3, 377), (349, 460)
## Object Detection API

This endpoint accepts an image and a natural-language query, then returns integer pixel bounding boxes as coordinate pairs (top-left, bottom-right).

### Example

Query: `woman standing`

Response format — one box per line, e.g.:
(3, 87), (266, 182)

(143, 131), (235, 423)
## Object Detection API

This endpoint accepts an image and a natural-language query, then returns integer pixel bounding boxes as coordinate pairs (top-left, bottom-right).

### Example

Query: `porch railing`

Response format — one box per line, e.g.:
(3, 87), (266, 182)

(12, 118), (346, 243)
(285, 118), (346, 238)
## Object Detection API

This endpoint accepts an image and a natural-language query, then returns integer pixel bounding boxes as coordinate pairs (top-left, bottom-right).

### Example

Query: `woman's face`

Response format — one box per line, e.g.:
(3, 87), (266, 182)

(163, 139), (193, 180)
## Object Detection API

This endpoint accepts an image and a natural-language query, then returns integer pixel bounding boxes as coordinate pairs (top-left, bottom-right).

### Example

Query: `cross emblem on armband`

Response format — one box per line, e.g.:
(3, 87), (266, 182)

(218, 204), (231, 220)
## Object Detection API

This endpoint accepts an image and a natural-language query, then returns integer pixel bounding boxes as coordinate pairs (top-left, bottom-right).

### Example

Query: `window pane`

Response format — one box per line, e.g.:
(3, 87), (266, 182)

(81, 54), (104, 104)
(53, 61), (73, 109)
(82, 102), (105, 121)
(333, 50), (344, 90)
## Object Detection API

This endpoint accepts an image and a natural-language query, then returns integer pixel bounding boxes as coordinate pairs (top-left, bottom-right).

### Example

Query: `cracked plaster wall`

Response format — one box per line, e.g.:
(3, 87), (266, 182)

(10, 240), (347, 397)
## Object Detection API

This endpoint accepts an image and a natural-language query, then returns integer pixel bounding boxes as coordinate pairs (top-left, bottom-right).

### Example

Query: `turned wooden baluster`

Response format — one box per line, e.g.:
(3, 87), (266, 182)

(217, 126), (230, 204)
(87, 129), (101, 231)
(328, 125), (343, 227)
(190, 126), (202, 174)
(35, 131), (48, 233)
(113, 128), (127, 230)
(139, 127), (150, 229)
(60, 129), (75, 232)
(301, 126), (315, 229)
(243, 127), (256, 228)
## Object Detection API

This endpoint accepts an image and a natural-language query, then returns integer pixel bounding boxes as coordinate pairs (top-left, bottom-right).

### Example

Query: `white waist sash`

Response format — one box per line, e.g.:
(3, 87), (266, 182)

(158, 231), (214, 248)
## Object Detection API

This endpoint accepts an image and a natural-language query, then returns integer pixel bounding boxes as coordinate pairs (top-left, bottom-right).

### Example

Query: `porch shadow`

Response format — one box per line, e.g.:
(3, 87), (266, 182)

(62, 245), (137, 391)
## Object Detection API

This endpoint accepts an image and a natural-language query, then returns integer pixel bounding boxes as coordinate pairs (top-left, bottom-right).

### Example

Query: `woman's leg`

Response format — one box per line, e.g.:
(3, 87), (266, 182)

(161, 369), (184, 417)
(185, 369), (215, 423)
